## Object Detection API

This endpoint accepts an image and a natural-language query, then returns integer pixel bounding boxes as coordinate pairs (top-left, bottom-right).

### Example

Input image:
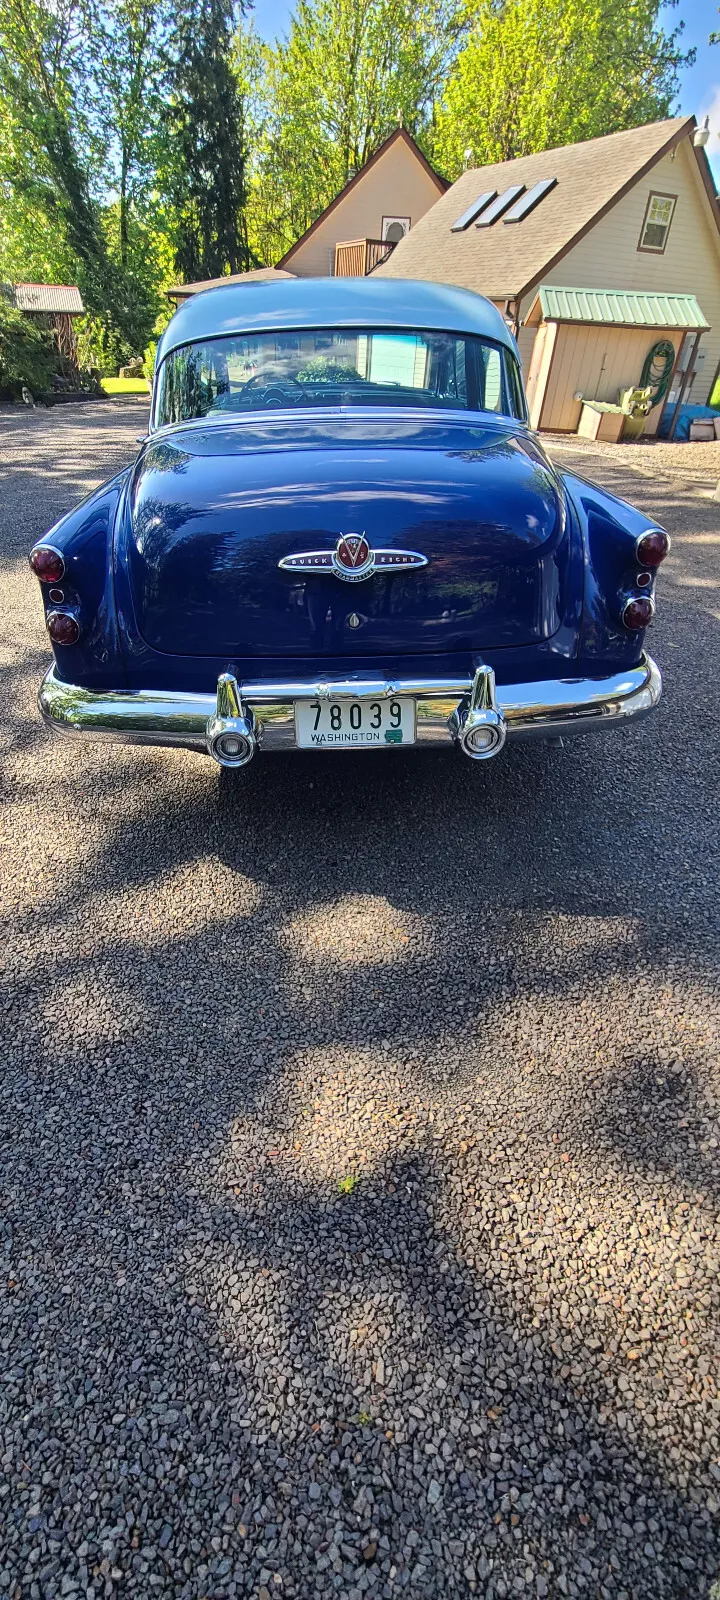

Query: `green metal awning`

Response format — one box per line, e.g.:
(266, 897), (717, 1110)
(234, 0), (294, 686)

(526, 285), (709, 331)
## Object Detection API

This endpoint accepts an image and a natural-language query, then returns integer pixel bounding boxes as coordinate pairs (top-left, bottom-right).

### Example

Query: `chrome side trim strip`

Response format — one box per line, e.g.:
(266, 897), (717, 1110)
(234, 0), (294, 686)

(38, 656), (661, 756)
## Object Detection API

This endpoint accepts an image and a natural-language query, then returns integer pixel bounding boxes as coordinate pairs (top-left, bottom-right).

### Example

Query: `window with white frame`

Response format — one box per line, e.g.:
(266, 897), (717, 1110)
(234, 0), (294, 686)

(382, 216), (410, 243)
(638, 192), (677, 254)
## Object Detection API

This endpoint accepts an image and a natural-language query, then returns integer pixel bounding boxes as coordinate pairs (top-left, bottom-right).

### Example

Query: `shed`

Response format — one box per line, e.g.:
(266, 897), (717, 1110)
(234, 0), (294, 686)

(2, 282), (85, 369)
(523, 286), (709, 433)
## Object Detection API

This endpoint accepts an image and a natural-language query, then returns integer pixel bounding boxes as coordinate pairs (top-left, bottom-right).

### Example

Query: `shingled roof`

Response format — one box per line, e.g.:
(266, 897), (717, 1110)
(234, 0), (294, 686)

(376, 118), (711, 303)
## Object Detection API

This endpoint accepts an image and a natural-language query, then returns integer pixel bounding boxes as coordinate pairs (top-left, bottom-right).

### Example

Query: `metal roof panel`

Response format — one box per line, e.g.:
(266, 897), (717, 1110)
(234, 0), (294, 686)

(532, 285), (709, 330)
(8, 283), (84, 313)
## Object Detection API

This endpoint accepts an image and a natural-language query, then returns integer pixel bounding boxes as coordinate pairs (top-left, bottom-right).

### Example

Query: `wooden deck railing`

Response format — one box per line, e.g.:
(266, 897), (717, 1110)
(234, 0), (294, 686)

(334, 238), (396, 277)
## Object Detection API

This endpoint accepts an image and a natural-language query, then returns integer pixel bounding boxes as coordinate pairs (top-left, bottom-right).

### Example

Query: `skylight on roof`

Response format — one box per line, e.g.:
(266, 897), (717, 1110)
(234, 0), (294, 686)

(503, 177), (557, 223)
(450, 191), (497, 232)
(475, 186), (526, 226)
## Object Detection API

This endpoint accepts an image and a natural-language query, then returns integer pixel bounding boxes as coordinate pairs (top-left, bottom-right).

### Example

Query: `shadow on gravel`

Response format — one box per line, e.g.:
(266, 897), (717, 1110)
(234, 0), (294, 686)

(1, 1101), (717, 1598)
(1, 711), (719, 1595)
(593, 1056), (720, 1205)
(2, 430), (719, 1598)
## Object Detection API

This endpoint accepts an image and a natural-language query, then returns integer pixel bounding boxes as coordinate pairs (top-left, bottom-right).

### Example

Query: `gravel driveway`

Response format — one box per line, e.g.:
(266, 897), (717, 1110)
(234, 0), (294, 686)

(1, 402), (719, 1600)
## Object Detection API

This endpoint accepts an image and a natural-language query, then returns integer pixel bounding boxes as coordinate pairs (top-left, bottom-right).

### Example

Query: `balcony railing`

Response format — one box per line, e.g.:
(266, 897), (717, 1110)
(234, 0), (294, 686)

(334, 238), (396, 277)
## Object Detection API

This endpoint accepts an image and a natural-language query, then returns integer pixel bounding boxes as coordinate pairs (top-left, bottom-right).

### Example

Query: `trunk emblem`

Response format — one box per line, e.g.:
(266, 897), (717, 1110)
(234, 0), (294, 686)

(279, 535), (429, 584)
(337, 533), (370, 572)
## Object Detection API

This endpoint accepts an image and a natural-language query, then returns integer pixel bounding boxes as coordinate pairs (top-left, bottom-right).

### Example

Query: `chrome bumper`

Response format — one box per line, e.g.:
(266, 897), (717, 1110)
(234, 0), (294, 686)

(38, 655), (661, 765)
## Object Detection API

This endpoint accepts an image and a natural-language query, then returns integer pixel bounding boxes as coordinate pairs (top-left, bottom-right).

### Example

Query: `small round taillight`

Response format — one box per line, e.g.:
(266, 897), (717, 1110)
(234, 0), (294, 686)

(636, 529), (669, 567)
(30, 546), (65, 584)
(46, 610), (80, 646)
(622, 595), (654, 630)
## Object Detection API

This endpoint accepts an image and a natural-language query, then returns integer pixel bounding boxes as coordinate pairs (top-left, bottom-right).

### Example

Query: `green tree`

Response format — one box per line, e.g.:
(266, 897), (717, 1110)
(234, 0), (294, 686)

(433, 0), (694, 178)
(166, 0), (252, 283)
(0, 0), (158, 356)
(89, 0), (172, 270)
(243, 0), (462, 265)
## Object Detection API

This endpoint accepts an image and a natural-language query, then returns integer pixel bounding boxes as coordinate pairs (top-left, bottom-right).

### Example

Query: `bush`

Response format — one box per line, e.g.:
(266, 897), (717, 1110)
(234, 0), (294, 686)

(0, 299), (59, 397)
(142, 340), (158, 380)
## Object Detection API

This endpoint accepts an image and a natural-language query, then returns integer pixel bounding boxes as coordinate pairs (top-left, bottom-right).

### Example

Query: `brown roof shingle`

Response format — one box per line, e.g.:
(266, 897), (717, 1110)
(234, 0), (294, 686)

(376, 118), (696, 301)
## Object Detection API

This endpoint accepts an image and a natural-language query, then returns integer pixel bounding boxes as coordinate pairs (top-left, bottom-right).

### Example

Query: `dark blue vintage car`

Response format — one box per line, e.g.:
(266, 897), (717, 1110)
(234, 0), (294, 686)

(33, 278), (666, 767)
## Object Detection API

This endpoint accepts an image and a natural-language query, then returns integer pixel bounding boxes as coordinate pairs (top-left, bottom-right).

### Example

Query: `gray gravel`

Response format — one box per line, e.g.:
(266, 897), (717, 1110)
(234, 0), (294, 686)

(1, 400), (719, 1600)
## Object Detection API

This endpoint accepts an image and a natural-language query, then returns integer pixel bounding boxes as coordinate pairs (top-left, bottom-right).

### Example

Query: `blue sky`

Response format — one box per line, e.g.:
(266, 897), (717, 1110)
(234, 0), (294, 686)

(251, 0), (720, 182)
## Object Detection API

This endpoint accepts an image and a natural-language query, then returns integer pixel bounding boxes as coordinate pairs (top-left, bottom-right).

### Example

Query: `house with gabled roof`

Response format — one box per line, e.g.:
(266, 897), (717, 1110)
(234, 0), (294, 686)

(276, 127), (449, 279)
(167, 128), (448, 302)
(376, 117), (720, 433)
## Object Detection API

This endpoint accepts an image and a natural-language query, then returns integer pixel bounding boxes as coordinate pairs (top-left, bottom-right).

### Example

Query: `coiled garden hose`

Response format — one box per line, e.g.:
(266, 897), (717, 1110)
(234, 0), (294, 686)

(640, 339), (676, 405)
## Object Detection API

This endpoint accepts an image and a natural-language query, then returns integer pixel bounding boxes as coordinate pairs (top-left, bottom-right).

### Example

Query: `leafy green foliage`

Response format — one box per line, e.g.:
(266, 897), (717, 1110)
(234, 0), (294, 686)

(296, 357), (361, 382)
(0, 296), (58, 393)
(90, 0), (172, 269)
(165, 0), (253, 282)
(433, 0), (695, 177)
(242, 0), (461, 265)
(0, 0), (701, 361)
(0, 0), (160, 361)
(337, 1173), (359, 1194)
(142, 339), (158, 379)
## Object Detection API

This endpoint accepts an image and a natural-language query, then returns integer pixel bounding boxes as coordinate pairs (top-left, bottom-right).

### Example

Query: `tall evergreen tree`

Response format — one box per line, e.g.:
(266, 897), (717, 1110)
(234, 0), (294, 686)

(167, 0), (252, 283)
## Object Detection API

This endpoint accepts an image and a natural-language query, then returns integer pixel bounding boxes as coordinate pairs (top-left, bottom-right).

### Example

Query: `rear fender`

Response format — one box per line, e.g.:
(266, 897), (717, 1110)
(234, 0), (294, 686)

(562, 471), (665, 666)
(32, 471), (129, 689)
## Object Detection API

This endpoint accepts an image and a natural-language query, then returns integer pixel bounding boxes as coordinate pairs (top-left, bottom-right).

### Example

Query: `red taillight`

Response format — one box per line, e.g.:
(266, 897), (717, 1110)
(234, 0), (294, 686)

(46, 610), (80, 646)
(622, 596), (654, 630)
(636, 529), (669, 567)
(30, 546), (65, 584)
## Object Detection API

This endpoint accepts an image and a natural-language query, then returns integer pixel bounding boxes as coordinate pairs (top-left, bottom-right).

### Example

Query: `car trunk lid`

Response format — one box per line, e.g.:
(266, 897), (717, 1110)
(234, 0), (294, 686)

(123, 412), (568, 658)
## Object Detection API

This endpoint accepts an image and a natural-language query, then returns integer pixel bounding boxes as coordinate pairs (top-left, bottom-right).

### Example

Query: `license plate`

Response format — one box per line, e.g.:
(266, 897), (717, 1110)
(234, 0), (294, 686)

(295, 696), (415, 749)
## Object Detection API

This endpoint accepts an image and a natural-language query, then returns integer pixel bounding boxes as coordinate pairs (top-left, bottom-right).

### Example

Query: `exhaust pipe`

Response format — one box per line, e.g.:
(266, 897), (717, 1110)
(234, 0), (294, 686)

(453, 665), (507, 760)
(206, 673), (257, 767)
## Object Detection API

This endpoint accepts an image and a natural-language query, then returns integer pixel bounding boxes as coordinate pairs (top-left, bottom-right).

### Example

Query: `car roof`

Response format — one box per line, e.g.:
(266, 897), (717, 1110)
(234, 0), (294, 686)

(155, 276), (516, 361)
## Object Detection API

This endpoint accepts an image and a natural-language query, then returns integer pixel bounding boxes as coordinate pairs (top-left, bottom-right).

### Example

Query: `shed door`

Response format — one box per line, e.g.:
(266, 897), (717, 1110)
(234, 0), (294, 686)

(538, 325), (682, 434)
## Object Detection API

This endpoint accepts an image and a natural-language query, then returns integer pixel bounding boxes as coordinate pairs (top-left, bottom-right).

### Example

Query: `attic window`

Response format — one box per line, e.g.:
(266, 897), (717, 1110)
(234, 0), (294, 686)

(638, 192), (677, 254)
(382, 216), (410, 243)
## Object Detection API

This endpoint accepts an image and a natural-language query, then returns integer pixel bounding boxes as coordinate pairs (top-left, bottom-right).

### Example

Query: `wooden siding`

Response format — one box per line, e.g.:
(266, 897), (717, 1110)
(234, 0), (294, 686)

(537, 324), (683, 432)
(287, 140), (442, 278)
(334, 239), (394, 276)
(526, 323), (556, 427)
(538, 141), (720, 404)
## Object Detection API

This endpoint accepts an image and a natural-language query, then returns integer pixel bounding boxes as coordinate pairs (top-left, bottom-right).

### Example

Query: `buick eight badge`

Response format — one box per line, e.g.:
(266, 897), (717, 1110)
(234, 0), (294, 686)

(279, 532), (429, 582)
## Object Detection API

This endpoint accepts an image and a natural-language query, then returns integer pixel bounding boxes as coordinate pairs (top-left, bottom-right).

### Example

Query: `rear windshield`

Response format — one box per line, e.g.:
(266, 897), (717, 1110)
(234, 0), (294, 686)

(154, 326), (527, 425)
